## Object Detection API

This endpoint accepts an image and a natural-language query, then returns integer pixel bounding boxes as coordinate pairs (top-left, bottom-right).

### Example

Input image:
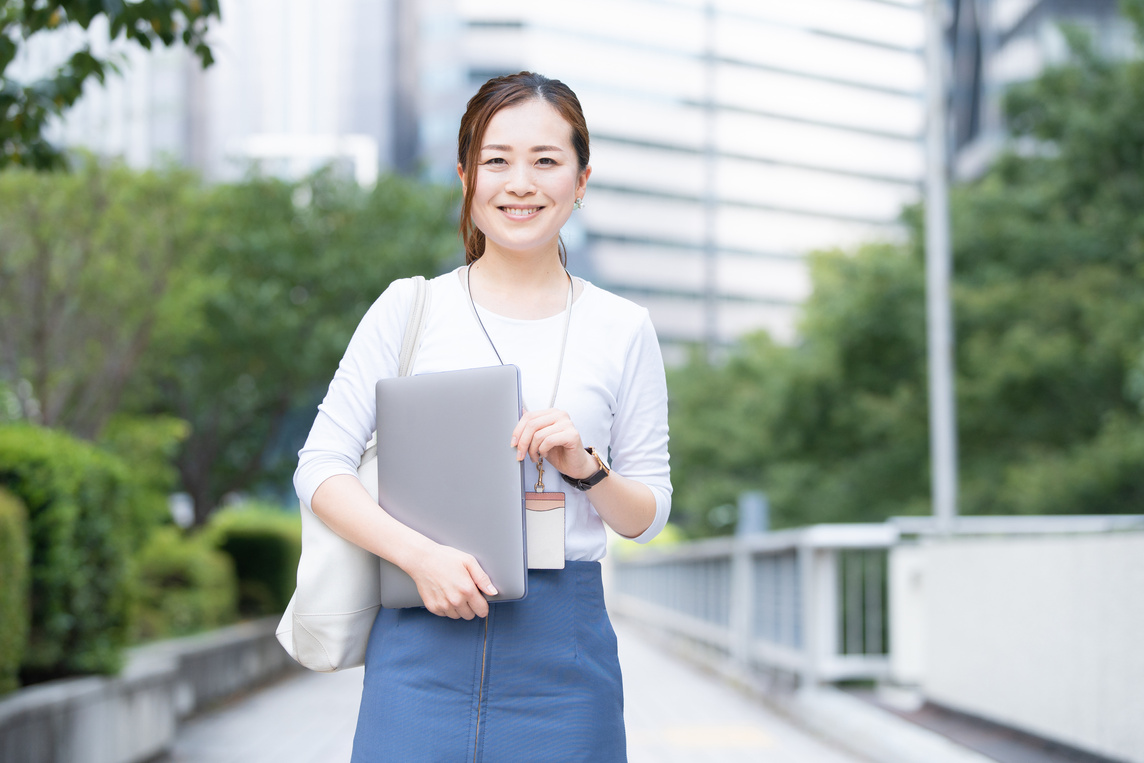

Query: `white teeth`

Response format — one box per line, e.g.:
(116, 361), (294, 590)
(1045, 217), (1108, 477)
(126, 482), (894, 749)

(503, 207), (539, 217)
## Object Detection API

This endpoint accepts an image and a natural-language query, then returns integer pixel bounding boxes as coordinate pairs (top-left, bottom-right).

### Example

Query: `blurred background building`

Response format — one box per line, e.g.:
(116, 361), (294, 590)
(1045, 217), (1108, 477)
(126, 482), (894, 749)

(20, 0), (1124, 354)
(950, 0), (1130, 179)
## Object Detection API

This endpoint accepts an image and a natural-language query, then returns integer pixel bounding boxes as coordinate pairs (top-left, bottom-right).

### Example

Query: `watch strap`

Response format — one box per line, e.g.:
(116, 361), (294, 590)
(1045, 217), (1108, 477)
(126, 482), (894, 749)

(561, 447), (610, 491)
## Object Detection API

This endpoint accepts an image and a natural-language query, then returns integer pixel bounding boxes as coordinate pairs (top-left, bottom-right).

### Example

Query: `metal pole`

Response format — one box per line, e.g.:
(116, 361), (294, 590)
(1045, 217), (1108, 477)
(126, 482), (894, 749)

(924, 0), (958, 533)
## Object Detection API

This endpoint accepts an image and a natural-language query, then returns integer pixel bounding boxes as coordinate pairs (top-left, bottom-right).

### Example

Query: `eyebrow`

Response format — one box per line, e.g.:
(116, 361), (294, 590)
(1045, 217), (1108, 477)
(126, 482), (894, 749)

(480, 144), (566, 153)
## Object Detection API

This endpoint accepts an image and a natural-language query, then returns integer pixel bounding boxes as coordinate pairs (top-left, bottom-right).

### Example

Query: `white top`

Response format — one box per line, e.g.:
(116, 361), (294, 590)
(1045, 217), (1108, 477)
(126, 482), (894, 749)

(294, 266), (672, 561)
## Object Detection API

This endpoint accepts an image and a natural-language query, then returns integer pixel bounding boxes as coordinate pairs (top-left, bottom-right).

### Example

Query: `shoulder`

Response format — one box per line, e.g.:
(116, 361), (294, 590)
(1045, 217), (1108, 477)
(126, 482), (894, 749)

(578, 279), (652, 328)
(367, 269), (456, 318)
(577, 279), (659, 347)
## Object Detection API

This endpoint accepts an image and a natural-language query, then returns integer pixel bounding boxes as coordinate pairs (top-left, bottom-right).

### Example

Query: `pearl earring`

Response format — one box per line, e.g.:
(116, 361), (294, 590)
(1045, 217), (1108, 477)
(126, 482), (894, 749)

(574, 198), (584, 210)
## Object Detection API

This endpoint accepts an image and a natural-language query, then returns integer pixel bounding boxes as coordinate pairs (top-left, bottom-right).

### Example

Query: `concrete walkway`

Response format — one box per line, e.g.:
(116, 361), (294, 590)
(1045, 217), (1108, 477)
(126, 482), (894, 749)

(164, 618), (865, 762)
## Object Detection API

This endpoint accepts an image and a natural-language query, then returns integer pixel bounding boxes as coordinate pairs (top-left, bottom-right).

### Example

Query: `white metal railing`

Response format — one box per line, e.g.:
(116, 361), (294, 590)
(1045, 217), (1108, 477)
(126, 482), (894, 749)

(611, 514), (1144, 689)
(610, 523), (899, 686)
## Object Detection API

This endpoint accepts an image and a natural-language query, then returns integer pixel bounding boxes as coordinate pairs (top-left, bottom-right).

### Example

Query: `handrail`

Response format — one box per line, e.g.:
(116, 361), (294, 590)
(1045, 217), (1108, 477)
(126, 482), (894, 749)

(611, 523), (898, 686)
(889, 514), (1144, 536)
(612, 515), (1144, 688)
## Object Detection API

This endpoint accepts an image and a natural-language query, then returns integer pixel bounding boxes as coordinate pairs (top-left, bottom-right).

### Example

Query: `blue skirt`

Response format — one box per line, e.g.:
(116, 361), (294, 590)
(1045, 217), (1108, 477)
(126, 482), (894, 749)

(351, 561), (626, 762)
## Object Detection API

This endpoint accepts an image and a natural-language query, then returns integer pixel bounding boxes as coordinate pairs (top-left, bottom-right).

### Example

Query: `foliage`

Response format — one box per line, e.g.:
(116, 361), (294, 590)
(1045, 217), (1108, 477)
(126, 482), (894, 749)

(204, 502), (300, 617)
(97, 413), (190, 503)
(0, 157), (207, 439)
(0, 424), (160, 682)
(667, 7), (1144, 534)
(0, 487), (29, 694)
(1, 155), (456, 525)
(668, 243), (930, 535)
(0, 0), (219, 170)
(132, 525), (236, 642)
(125, 170), (459, 524)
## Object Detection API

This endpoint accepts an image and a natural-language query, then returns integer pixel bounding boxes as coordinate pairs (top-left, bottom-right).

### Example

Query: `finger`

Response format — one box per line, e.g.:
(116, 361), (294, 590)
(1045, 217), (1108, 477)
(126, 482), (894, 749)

(513, 415), (537, 458)
(428, 599), (455, 619)
(511, 409), (548, 445)
(532, 422), (578, 464)
(514, 409), (561, 445)
(534, 425), (574, 459)
(527, 419), (559, 462)
(469, 596), (488, 620)
(517, 420), (548, 461)
(467, 559), (499, 597)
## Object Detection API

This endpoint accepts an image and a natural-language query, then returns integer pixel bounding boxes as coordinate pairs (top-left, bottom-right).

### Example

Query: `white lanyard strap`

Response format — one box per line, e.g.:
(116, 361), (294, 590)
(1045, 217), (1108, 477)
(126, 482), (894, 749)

(464, 264), (574, 492)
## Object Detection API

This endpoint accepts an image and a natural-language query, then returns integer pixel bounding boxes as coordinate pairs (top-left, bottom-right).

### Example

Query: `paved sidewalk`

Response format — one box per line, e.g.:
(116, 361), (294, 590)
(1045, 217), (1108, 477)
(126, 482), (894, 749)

(617, 619), (862, 763)
(165, 618), (864, 762)
(163, 666), (362, 762)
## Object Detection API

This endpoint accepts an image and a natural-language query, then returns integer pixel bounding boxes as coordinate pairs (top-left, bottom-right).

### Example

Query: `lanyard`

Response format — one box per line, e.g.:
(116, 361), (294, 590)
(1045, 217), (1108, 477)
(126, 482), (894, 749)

(464, 263), (574, 491)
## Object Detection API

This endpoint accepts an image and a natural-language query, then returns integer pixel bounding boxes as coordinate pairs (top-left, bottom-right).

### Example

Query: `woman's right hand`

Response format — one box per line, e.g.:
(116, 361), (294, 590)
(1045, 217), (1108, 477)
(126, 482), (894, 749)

(407, 543), (499, 619)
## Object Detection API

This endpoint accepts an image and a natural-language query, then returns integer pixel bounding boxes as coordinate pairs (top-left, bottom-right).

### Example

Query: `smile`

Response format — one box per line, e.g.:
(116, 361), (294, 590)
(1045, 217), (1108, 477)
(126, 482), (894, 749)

(500, 206), (542, 217)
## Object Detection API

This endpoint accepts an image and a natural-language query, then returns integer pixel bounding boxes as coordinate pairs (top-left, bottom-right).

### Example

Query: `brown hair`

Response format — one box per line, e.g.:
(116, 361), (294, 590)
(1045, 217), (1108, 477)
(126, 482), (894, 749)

(457, 71), (590, 265)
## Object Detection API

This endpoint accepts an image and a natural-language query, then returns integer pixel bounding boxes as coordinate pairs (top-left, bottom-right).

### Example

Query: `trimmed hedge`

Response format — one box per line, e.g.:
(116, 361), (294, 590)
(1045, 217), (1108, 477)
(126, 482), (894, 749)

(0, 488), (30, 695)
(0, 425), (148, 682)
(207, 503), (301, 617)
(133, 526), (238, 642)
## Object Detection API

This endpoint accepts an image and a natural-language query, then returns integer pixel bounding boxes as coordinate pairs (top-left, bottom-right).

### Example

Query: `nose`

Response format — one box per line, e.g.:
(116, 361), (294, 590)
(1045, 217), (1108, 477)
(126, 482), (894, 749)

(504, 162), (536, 195)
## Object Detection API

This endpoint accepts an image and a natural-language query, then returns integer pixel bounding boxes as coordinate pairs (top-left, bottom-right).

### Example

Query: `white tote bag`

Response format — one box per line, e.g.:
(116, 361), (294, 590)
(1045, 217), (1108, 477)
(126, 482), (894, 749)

(276, 276), (429, 672)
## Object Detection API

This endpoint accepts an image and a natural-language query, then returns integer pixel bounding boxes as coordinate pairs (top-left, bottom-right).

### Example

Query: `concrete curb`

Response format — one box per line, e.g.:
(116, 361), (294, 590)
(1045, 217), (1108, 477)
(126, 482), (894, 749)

(771, 687), (997, 763)
(0, 617), (300, 763)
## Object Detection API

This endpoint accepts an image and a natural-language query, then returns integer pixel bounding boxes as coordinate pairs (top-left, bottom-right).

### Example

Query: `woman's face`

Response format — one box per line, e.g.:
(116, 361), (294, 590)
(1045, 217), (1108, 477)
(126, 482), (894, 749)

(460, 99), (590, 261)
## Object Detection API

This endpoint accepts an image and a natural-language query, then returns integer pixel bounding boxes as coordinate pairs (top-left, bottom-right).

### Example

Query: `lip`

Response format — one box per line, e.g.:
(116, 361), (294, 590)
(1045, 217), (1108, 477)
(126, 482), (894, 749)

(498, 205), (544, 219)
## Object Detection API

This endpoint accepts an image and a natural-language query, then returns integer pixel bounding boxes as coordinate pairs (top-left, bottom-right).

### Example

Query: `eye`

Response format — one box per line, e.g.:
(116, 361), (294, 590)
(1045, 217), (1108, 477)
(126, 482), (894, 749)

(537, 157), (557, 166)
(482, 157), (507, 165)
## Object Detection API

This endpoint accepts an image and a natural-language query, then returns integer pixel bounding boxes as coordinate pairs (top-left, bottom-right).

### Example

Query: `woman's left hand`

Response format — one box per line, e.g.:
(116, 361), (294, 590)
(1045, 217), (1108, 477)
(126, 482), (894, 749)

(511, 408), (597, 480)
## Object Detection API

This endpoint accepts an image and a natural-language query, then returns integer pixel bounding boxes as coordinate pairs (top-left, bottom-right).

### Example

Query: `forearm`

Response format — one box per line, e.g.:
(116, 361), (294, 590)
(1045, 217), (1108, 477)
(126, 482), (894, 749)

(311, 474), (499, 619)
(580, 470), (657, 539)
(309, 474), (435, 572)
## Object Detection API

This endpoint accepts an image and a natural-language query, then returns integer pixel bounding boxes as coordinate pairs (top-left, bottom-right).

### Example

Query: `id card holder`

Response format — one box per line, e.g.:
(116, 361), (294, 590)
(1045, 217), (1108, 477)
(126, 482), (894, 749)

(525, 460), (565, 569)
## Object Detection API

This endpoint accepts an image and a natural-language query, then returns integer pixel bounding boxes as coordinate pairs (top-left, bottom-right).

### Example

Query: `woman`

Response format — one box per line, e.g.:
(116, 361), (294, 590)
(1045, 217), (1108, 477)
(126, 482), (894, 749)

(294, 71), (671, 761)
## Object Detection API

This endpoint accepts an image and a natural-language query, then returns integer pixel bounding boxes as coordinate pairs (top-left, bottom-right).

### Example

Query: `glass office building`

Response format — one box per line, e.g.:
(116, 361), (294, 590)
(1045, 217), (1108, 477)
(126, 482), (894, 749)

(417, 0), (928, 352)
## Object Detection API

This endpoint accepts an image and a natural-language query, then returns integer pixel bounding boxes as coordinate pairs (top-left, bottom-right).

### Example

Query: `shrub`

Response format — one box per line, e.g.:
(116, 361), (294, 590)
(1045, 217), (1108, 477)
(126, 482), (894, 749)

(206, 503), (301, 617)
(0, 488), (30, 695)
(133, 527), (237, 642)
(0, 425), (146, 682)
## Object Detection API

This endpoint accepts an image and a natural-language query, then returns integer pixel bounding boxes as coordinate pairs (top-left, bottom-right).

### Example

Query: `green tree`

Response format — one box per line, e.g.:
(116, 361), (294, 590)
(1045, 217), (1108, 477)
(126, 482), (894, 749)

(669, 242), (930, 535)
(126, 170), (459, 524)
(0, 157), (208, 438)
(1, 0), (219, 170)
(668, 4), (1144, 534)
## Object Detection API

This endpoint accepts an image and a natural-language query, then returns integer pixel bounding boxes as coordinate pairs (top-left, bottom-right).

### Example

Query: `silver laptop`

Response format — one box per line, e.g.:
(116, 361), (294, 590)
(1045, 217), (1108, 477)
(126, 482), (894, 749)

(375, 364), (527, 608)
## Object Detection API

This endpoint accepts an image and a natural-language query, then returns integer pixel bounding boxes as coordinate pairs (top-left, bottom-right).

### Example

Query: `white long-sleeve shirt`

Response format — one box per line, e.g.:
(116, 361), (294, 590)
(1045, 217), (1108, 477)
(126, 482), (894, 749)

(294, 266), (672, 561)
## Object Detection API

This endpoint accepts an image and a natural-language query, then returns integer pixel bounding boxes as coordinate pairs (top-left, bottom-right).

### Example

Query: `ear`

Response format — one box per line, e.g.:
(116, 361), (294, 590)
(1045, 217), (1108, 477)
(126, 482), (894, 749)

(576, 165), (592, 200)
(457, 162), (466, 195)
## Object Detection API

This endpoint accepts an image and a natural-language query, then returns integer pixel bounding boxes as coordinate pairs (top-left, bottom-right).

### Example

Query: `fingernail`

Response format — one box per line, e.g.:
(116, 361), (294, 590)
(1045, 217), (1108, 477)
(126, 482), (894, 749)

(488, 587), (498, 595)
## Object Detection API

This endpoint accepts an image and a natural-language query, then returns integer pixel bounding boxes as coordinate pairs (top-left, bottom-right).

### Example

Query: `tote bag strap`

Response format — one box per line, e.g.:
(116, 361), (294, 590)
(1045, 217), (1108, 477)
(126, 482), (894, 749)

(397, 275), (429, 378)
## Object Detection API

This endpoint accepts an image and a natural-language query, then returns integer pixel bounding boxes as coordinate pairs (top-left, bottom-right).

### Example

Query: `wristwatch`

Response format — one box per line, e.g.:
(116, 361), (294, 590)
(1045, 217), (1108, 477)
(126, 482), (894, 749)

(561, 447), (611, 490)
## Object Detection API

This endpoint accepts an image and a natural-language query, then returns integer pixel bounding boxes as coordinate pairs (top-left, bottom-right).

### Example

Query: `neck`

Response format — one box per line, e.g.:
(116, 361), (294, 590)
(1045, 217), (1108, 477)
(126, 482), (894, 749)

(471, 246), (565, 291)
(468, 246), (571, 320)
